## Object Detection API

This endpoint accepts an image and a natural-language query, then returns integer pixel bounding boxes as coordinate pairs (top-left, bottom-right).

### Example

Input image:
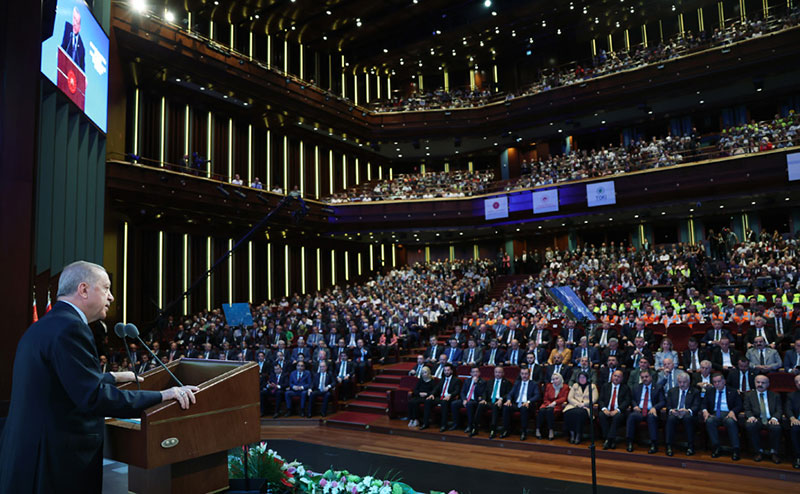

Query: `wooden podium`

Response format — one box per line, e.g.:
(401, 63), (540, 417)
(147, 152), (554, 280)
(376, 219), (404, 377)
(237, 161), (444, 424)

(104, 359), (260, 494)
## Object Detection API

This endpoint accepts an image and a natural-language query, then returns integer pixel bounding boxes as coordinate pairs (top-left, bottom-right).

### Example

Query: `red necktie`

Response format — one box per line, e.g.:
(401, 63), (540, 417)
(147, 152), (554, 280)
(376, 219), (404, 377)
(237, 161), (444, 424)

(642, 387), (649, 411)
(610, 386), (617, 411)
(467, 381), (476, 400)
(441, 378), (449, 400)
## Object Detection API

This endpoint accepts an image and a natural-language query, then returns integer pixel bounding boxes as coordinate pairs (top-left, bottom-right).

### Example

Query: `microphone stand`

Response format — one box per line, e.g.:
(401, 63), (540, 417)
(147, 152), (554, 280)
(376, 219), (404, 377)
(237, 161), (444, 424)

(125, 325), (185, 388)
(116, 324), (141, 391)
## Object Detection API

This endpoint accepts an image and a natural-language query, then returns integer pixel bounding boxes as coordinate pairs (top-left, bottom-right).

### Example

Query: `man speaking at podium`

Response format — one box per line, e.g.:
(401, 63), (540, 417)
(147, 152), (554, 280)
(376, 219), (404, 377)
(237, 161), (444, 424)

(0, 261), (199, 494)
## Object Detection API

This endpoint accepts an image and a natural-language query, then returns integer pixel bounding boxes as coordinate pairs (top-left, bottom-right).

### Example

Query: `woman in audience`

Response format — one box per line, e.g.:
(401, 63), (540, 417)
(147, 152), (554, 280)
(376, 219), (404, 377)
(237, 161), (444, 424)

(378, 327), (399, 364)
(407, 366), (434, 428)
(654, 337), (679, 371)
(547, 336), (572, 365)
(536, 372), (569, 440)
(563, 372), (597, 444)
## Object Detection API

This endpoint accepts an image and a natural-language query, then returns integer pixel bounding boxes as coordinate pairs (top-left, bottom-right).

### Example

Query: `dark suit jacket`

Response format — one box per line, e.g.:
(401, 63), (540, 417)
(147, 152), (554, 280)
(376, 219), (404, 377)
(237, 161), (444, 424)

(602, 347), (627, 366)
(599, 382), (632, 411)
(424, 344), (445, 361)
(310, 370), (334, 392)
(665, 387), (701, 415)
(60, 23), (85, 71)
(590, 328), (619, 347)
(481, 347), (505, 365)
(782, 349), (800, 371)
(701, 386), (743, 415)
(726, 369), (756, 393)
(288, 369), (312, 390)
(432, 375), (462, 399)
(482, 378), (513, 402)
(505, 379), (541, 404)
(784, 390), (800, 420)
(626, 347), (654, 367)
(527, 328), (552, 347)
(598, 366), (627, 385)
(701, 327), (733, 345)
(624, 327), (654, 345)
(710, 347), (740, 372)
(333, 360), (355, 380)
(0, 302), (162, 494)
(444, 347), (464, 365)
(545, 363), (573, 383)
(745, 327), (777, 346)
(743, 389), (783, 421)
(631, 383), (666, 411)
(459, 378), (487, 402)
(572, 346), (601, 365)
(560, 327), (585, 345)
(767, 317), (794, 339)
(680, 348), (707, 370)
(265, 371), (289, 392)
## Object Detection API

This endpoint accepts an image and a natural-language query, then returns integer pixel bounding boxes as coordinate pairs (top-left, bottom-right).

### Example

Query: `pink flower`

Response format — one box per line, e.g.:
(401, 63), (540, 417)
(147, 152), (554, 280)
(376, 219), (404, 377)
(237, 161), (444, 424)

(287, 467), (296, 474)
(351, 487), (358, 494)
(331, 481), (338, 488)
(320, 479), (327, 487)
(448, 491), (459, 494)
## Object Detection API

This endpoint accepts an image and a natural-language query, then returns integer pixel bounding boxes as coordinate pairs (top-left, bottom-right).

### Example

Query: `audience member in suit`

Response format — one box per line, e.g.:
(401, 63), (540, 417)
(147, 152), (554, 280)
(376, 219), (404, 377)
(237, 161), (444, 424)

(545, 353), (572, 383)
(598, 356), (626, 385)
(681, 338), (706, 373)
(504, 339), (524, 366)
(784, 338), (800, 375)
(768, 306), (794, 347)
(453, 366), (487, 435)
(702, 372), (743, 460)
(256, 351), (270, 376)
(431, 353), (449, 379)
(482, 366), (513, 438)
(624, 321), (654, 348)
(784, 374), (800, 469)
(444, 338), (464, 365)
(664, 372), (701, 456)
(691, 360), (715, 400)
(627, 337), (654, 368)
(353, 339), (372, 383)
(500, 367), (541, 440)
(527, 322), (551, 348)
(462, 339), (483, 367)
(167, 341), (183, 362)
(523, 353), (544, 383)
(727, 358), (756, 394)
(344, 328), (361, 348)
(421, 364), (461, 431)
(262, 363), (287, 417)
(746, 335), (782, 373)
(590, 322), (617, 348)
(501, 322), (525, 348)
(283, 361), (311, 416)
(424, 336), (444, 364)
(536, 372), (569, 440)
(560, 321), (584, 348)
(711, 337), (739, 372)
(601, 338), (626, 367)
(745, 316), (776, 349)
(569, 356), (598, 386)
(656, 358), (678, 394)
(481, 339), (505, 366)
(702, 319), (733, 347)
(598, 370), (632, 449)
(407, 366), (435, 428)
(525, 342), (549, 366)
(307, 361), (334, 417)
(563, 372), (598, 444)
(331, 339), (350, 362)
(743, 374), (784, 463)
(409, 355), (427, 377)
(333, 352), (355, 401)
(572, 337), (601, 366)
(626, 369), (665, 454)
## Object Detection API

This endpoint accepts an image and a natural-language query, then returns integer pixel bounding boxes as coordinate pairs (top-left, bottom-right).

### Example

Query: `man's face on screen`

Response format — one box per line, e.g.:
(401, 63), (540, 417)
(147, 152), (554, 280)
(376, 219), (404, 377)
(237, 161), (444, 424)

(73, 8), (81, 35)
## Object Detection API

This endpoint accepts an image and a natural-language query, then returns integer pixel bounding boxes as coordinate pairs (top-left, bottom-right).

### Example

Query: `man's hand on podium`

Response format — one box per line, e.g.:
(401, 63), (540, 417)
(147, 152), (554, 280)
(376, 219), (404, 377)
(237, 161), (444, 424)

(111, 371), (144, 383)
(161, 386), (200, 409)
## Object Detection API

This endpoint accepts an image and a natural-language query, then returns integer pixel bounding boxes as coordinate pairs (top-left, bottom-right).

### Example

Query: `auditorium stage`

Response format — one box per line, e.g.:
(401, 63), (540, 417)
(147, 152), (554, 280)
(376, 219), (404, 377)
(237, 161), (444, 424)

(260, 421), (800, 494)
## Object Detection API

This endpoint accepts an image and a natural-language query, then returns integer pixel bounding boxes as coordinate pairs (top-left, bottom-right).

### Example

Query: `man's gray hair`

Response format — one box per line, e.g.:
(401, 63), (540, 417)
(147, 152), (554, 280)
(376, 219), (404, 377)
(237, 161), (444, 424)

(57, 261), (107, 297)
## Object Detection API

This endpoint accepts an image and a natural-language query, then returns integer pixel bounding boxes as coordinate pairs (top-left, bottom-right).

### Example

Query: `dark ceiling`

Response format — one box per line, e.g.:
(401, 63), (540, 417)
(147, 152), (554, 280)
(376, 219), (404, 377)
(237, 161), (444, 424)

(174, 0), (710, 77)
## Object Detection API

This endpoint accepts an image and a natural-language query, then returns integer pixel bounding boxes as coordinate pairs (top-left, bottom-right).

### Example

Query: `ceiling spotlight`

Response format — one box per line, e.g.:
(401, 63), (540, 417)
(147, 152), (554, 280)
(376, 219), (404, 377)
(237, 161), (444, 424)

(326, 10), (332, 15)
(131, 0), (147, 13)
(164, 10), (175, 22)
(484, 0), (492, 7)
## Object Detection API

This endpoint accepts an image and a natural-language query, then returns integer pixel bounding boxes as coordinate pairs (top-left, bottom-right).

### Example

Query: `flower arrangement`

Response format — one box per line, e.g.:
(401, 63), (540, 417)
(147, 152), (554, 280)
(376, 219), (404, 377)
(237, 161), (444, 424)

(228, 442), (458, 494)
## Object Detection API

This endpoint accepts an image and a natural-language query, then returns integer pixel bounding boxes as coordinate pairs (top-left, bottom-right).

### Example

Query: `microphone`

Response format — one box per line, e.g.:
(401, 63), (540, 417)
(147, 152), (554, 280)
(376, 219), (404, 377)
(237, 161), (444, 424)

(124, 323), (185, 387)
(115, 323), (141, 390)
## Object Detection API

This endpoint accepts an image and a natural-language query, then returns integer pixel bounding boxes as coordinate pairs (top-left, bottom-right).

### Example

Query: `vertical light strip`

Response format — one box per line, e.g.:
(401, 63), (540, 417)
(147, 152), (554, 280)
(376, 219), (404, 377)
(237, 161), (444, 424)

(206, 237), (212, 310)
(387, 75), (391, 98)
(642, 25), (648, 48)
(183, 104), (190, 156)
(283, 135), (288, 193)
(607, 34), (613, 51)
(353, 74), (359, 105)
(379, 165), (383, 180)
(739, 0), (746, 21)
(380, 244), (385, 267)
(444, 70), (449, 91)
(133, 88), (140, 156)
(267, 34), (272, 67)
(158, 231), (164, 308)
(367, 161), (372, 181)
(187, 12), (192, 33)
(159, 96), (165, 165)
(314, 146), (320, 199)
(182, 233), (188, 314)
(444, 162), (450, 172)
(331, 250), (336, 285)
(678, 14), (685, 37)
(377, 75), (381, 100)
(122, 222), (129, 322)
(421, 163), (426, 175)
(247, 124), (253, 184)
(389, 167), (393, 180)
(369, 245), (374, 271)
(248, 31), (253, 59)
(718, 2), (724, 30)
(357, 252), (362, 276)
(341, 55), (346, 98)
(449, 246), (455, 261)
(468, 161), (474, 172)
(247, 241), (253, 304)
(299, 140), (305, 196)
(228, 238), (234, 304)
(473, 244), (479, 260)
(425, 246), (430, 263)
(206, 111), (212, 178)
(342, 155), (347, 190)
(267, 242), (273, 300)
(266, 129), (272, 189)
(391, 244), (396, 267)
(230, 24), (234, 49)
(283, 39), (288, 73)
(328, 150), (334, 194)
(301, 246), (306, 294)
(355, 157), (360, 185)
(639, 224), (646, 246)
(284, 244), (289, 296)
(365, 73), (370, 103)
(697, 8), (704, 32)
(492, 64), (498, 89)
(624, 30), (630, 51)
(469, 69), (476, 90)
(345, 251), (350, 281)
(591, 39), (597, 56)
(228, 118), (233, 181)
(210, 20), (214, 39)
(299, 44), (304, 79)
(316, 248), (321, 291)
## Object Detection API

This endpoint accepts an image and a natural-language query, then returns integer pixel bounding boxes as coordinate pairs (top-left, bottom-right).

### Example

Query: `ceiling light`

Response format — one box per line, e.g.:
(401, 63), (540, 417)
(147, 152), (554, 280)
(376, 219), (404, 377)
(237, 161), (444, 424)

(584, 220), (588, 224)
(131, 0), (147, 13)
(689, 208), (694, 212)
(661, 211), (666, 215)
(484, 0), (492, 7)
(164, 10), (175, 22)
(516, 228), (520, 232)
(491, 11), (497, 16)
(634, 214), (639, 218)
(719, 205), (724, 209)
(786, 197), (790, 201)
(326, 10), (332, 15)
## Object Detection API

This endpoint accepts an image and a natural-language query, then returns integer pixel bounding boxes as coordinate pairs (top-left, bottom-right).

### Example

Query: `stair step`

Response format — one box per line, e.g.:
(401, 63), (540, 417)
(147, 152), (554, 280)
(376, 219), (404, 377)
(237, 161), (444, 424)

(375, 374), (403, 383)
(345, 400), (387, 414)
(356, 391), (387, 402)
(365, 383), (399, 391)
